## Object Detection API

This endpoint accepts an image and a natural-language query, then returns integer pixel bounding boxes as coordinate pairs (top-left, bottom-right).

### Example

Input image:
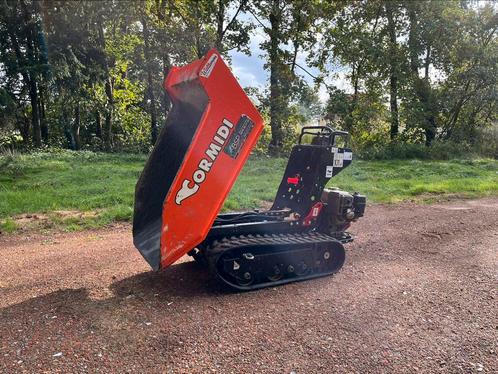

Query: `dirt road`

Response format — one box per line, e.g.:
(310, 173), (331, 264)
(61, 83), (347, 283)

(1, 199), (497, 373)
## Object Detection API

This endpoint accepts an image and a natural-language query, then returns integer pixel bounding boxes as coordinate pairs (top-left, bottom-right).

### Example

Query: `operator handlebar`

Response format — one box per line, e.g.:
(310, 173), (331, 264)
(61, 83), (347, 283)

(298, 126), (349, 147)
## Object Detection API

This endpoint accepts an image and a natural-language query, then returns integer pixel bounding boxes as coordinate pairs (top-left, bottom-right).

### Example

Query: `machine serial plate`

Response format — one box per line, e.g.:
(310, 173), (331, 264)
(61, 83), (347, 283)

(224, 115), (254, 159)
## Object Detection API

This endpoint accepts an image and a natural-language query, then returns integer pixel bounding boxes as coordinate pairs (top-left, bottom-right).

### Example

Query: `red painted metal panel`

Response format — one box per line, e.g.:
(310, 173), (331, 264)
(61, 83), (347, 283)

(159, 49), (264, 268)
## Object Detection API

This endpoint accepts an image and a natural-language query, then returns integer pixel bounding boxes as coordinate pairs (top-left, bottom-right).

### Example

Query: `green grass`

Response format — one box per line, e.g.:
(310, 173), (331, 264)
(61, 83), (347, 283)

(0, 151), (143, 230)
(0, 218), (17, 233)
(229, 157), (498, 207)
(0, 150), (497, 232)
(330, 159), (498, 203)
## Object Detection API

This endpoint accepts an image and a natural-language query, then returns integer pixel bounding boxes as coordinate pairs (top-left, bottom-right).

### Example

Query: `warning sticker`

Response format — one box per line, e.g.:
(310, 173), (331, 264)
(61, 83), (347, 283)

(344, 151), (352, 160)
(326, 165), (333, 177)
(333, 152), (344, 167)
(200, 54), (218, 78)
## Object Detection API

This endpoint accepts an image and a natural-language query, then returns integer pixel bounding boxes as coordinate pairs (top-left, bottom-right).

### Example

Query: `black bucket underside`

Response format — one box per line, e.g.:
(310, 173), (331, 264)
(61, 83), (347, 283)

(133, 82), (209, 270)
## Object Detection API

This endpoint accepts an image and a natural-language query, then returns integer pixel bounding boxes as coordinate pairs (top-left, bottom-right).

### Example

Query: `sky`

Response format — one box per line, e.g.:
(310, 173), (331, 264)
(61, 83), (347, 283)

(227, 12), (353, 104)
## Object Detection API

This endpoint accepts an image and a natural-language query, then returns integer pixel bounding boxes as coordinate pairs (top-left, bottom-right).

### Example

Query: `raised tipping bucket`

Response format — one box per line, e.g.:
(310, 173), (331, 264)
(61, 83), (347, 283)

(133, 49), (264, 270)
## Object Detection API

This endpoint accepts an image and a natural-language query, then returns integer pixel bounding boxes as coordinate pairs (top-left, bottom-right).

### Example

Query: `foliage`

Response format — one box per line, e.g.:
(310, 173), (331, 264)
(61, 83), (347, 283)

(0, 0), (252, 153)
(318, 0), (497, 154)
(0, 1), (496, 157)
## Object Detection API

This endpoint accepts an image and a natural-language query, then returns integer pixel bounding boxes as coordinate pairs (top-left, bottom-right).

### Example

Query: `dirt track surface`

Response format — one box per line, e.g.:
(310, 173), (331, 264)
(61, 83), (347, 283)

(1, 199), (497, 373)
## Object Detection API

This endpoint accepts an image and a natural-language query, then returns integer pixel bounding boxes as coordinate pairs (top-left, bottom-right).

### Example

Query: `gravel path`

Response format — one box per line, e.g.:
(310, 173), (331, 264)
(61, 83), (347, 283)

(1, 198), (497, 373)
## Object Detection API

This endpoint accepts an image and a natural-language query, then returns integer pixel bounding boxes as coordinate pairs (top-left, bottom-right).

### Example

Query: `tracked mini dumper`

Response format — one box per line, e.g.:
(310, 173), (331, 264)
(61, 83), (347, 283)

(133, 49), (366, 291)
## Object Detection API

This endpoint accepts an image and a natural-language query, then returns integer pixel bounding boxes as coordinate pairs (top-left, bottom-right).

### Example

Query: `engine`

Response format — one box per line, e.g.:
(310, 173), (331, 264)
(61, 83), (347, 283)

(319, 188), (366, 234)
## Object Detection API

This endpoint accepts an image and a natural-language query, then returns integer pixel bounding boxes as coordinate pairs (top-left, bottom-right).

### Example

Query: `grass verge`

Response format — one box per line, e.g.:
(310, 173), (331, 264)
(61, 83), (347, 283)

(0, 151), (497, 232)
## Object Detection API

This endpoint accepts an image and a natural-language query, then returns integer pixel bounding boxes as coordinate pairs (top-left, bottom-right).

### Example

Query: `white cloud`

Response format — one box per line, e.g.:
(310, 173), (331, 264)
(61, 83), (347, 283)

(231, 64), (258, 87)
(228, 25), (267, 88)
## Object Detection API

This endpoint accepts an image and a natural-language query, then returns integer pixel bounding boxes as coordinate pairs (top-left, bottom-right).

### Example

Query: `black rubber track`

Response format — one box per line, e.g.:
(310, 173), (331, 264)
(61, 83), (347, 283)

(205, 232), (346, 291)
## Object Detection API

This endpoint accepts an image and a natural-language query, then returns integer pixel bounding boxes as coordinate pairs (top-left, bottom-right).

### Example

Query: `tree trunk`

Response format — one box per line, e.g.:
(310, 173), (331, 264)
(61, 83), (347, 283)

(215, 0), (245, 52)
(20, 113), (30, 145)
(28, 79), (42, 147)
(104, 107), (113, 150)
(7, 13), (31, 146)
(407, 3), (419, 73)
(98, 18), (114, 150)
(162, 55), (171, 119)
(95, 111), (102, 139)
(39, 86), (48, 142)
(62, 108), (74, 149)
(193, 4), (204, 58)
(215, 0), (225, 50)
(20, 0), (42, 147)
(141, 12), (158, 145)
(408, 5), (436, 146)
(345, 63), (360, 133)
(386, 2), (399, 140)
(424, 45), (431, 80)
(425, 126), (436, 146)
(446, 95), (466, 140)
(73, 104), (81, 150)
(268, 0), (284, 154)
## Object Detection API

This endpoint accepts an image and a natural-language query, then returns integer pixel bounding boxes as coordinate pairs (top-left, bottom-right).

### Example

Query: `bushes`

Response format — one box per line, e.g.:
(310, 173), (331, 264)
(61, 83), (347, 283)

(357, 141), (482, 161)
(352, 122), (498, 161)
(356, 125), (498, 161)
(0, 131), (23, 151)
(474, 125), (498, 159)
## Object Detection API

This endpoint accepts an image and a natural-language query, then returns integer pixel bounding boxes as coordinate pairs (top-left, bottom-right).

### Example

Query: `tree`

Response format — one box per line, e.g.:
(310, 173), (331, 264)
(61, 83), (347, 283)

(1, 0), (495, 154)
(436, 2), (497, 143)
(0, 0), (49, 147)
(95, 7), (115, 150)
(384, 0), (400, 139)
(213, 0), (250, 52)
(252, 0), (322, 153)
(403, 0), (447, 145)
(316, 1), (383, 135)
(138, 0), (250, 146)
(140, 5), (158, 145)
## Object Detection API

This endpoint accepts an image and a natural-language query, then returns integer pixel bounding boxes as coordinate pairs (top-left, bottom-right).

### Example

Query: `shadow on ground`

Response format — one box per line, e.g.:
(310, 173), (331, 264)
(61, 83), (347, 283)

(111, 260), (227, 298)
(0, 262), (244, 370)
(0, 261), (229, 334)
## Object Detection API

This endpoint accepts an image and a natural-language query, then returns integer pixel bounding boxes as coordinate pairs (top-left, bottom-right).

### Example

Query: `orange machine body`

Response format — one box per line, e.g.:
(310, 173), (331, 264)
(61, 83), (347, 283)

(159, 50), (264, 268)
